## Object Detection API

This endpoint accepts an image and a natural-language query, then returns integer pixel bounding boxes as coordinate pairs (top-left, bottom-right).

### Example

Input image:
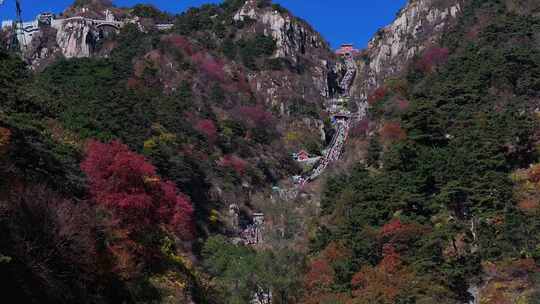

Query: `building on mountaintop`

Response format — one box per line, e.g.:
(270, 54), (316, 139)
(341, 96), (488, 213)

(336, 43), (359, 56)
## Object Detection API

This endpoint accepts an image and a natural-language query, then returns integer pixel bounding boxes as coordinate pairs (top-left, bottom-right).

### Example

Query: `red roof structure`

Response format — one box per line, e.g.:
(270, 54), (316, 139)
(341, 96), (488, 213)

(336, 43), (359, 56)
(297, 150), (310, 161)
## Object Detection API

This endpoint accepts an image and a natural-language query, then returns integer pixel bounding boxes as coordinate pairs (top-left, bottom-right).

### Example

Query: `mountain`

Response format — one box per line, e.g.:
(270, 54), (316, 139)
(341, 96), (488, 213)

(0, 0), (336, 302)
(306, 0), (540, 303)
(353, 0), (464, 99)
(1, 0), (540, 303)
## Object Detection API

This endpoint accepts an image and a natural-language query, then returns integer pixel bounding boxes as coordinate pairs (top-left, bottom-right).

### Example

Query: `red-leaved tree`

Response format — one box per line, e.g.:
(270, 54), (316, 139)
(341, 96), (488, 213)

(379, 218), (427, 245)
(416, 46), (449, 73)
(380, 218), (406, 237)
(236, 105), (274, 128)
(218, 154), (247, 176)
(80, 140), (194, 240)
(396, 99), (410, 111)
(350, 243), (413, 303)
(191, 52), (226, 82)
(163, 34), (193, 55)
(301, 256), (343, 304)
(300, 241), (353, 304)
(368, 87), (387, 105)
(195, 119), (218, 143)
(380, 243), (401, 272)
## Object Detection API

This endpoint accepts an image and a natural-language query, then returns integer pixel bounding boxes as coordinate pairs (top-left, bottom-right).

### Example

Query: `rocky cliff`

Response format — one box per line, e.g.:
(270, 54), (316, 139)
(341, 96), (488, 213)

(54, 19), (103, 58)
(233, 1), (328, 63)
(3, 2), (126, 70)
(7, 0), (335, 109)
(25, 19), (103, 69)
(354, 0), (464, 99)
(233, 0), (335, 111)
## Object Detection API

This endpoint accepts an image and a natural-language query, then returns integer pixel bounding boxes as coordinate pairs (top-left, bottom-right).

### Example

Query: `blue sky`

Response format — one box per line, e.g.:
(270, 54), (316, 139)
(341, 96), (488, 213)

(0, 0), (407, 48)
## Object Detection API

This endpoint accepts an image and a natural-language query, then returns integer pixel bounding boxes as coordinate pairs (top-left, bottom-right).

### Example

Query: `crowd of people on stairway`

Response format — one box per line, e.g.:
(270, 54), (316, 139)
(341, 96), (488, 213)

(299, 118), (350, 186)
(340, 53), (357, 94)
(238, 47), (360, 245)
(297, 51), (359, 186)
(241, 46), (361, 304)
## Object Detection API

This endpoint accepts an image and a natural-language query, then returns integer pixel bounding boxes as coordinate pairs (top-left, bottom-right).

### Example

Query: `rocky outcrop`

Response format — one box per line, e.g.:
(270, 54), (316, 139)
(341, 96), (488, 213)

(22, 26), (62, 70)
(53, 19), (98, 58)
(5, 6), (125, 69)
(355, 0), (464, 99)
(234, 0), (329, 64)
(234, 0), (335, 110)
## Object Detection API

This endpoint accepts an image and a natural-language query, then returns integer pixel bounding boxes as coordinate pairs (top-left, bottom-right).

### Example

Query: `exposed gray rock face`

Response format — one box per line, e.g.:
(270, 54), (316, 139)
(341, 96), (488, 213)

(23, 27), (62, 70)
(234, 0), (335, 108)
(8, 9), (124, 69)
(355, 0), (464, 99)
(53, 19), (97, 58)
(233, 0), (328, 63)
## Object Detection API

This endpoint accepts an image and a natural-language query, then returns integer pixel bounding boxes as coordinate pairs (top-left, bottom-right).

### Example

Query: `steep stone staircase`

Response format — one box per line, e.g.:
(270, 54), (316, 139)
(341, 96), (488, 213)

(298, 52), (360, 186)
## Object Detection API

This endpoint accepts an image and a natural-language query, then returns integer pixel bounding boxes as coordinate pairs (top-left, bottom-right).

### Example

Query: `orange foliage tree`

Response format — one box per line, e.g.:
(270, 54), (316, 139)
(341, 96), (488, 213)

(345, 219), (428, 303)
(301, 241), (352, 304)
(304, 258), (335, 291)
(321, 241), (352, 263)
(0, 127), (11, 155)
(511, 165), (540, 213)
(527, 164), (540, 183)
(349, 243), (414, 304)
(380, 121), (406, 143)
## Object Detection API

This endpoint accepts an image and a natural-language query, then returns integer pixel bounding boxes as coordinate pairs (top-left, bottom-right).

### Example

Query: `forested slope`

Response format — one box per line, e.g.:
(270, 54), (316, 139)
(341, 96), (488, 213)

(307, 0), (540, 303)
(0, 0), (333, 302)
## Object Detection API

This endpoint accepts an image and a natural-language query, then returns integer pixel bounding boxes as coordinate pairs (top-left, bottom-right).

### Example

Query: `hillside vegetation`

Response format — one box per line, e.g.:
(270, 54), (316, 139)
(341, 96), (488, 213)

(0, 0), (319, 302)
(306, 0), (540, 303)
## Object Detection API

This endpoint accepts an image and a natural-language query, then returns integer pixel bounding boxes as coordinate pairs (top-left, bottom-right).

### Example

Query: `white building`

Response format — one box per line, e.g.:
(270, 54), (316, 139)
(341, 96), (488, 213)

(1, 20), (13, 29)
